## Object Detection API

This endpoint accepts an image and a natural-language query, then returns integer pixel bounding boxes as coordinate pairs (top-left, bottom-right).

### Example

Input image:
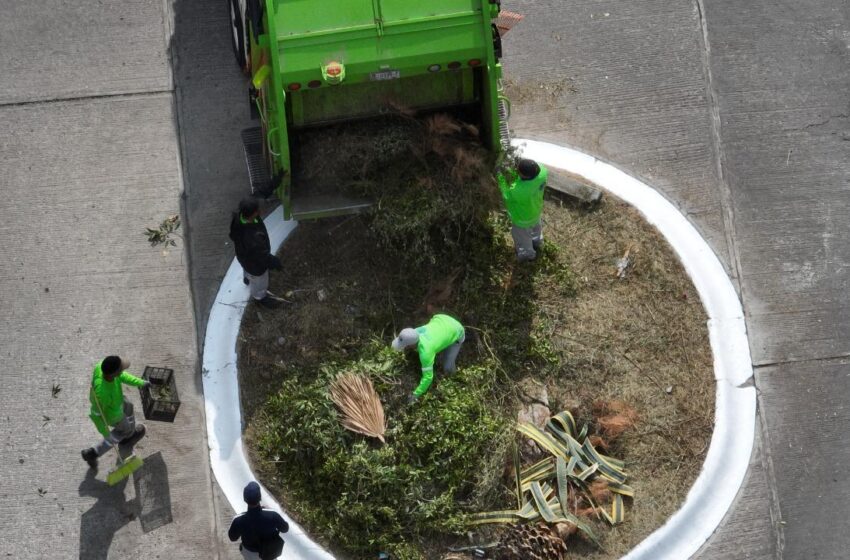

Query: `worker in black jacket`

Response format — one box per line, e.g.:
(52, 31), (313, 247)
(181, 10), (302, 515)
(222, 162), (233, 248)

(229, 198), (283, 308)
(229, 481), (289, 559)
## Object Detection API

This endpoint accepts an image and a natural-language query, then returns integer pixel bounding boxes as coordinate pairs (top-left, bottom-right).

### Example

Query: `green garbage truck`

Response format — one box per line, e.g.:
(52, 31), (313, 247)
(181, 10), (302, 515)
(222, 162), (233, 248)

(228, 0), (511, 220)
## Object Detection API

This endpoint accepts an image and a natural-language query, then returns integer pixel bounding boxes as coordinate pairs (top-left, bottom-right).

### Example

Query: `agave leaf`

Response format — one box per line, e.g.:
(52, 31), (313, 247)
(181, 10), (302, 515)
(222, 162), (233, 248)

(468, 511), (523, 525)
(530, 481), (558, 523)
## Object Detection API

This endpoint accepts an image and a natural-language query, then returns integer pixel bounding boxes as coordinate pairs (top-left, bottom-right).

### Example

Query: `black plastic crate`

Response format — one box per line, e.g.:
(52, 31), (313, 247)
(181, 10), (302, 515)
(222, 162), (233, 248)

(140, 366), (180, 422)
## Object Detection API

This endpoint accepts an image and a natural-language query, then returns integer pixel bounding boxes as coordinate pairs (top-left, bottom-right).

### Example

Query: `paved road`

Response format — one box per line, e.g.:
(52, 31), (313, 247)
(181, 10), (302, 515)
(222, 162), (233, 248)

(507, 0), (849, 558)
(1, 0), (847, 558)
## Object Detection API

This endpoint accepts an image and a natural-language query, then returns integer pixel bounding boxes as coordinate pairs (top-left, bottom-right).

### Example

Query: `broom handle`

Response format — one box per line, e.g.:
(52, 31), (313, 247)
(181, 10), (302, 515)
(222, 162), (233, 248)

(90, 383), (128, 466)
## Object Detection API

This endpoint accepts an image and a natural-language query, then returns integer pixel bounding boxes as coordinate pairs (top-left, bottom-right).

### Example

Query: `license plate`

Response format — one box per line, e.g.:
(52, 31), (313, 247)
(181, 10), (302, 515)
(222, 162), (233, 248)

(370, 70), (401, 81)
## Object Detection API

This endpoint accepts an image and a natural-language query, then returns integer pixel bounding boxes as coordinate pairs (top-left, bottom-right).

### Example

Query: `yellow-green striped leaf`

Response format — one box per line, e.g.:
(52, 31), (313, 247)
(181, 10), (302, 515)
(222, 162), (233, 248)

(530, 481), (558, 523)
(468, 511), (523, 525)
(608, 482), (635, 498)
(549, 411), (578, 438)
(556, 456), (570, 518)
(577, 463), (599, 481)
(517, 423), (569, 460)
(513, 443), (523, 509)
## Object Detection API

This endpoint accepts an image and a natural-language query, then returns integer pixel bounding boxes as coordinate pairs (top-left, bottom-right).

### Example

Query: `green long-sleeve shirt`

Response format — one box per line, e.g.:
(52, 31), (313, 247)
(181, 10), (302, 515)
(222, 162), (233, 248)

(413, 314), (465, 397)
(497, 165), (548, 228)
(89, 361), (145, 437)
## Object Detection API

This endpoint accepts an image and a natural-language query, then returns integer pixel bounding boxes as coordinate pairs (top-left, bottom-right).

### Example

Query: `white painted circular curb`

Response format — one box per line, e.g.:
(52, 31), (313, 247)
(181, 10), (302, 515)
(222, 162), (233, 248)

(202, 139), (756, 560)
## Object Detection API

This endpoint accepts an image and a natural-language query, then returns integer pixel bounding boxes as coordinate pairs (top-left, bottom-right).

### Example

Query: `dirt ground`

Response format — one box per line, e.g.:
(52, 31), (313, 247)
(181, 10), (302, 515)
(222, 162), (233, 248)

(537, 194), (714, 558)
(238, 190), (714, 559)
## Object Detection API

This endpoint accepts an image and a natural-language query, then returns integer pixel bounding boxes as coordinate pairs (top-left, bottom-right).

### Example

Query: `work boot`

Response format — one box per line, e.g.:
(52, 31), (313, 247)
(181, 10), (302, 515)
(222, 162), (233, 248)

(119, 424), (146, 447)
(81, 448), (98, 470)
(256, 296), (282, 309)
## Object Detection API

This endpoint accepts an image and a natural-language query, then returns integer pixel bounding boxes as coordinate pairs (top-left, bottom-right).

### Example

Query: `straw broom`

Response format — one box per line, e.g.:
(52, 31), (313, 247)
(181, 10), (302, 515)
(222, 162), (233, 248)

(330, 373), (386, 443)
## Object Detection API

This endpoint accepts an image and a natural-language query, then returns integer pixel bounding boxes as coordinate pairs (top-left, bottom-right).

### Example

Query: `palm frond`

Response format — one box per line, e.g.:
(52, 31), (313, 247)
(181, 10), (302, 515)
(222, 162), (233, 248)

(330, 373), (386, 443)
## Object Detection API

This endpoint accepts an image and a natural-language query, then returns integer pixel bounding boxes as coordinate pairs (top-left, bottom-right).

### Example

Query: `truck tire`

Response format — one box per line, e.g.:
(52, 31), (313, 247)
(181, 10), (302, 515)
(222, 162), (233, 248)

(229, 0), (248, 71)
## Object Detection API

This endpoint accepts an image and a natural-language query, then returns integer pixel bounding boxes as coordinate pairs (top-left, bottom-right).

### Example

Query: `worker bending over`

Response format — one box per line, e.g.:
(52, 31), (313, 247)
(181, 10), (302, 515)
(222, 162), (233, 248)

(498, 158), (549, 262)
(391, 313), (465, 403)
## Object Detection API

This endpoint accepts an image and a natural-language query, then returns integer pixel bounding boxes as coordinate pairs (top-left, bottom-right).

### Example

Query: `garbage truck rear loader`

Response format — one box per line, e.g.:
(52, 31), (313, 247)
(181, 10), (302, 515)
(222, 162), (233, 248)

(229, 0), (509, 220)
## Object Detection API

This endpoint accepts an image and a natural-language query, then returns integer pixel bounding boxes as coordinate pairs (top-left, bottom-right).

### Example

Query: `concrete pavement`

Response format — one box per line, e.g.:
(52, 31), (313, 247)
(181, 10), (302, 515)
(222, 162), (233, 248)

(507, 0), (848, 557)
(0, 1), (238, 558)
(1, 0), (848, 558)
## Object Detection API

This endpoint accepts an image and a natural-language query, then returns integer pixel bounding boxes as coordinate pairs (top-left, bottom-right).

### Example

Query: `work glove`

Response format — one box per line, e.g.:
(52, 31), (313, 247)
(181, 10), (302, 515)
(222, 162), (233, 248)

(407, 393), (419, 405)
(268, 255), (283, 271)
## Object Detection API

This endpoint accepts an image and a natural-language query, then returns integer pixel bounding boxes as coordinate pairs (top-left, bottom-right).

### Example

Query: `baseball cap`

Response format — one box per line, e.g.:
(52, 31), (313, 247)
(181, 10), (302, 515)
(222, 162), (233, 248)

(518, 159), (540, 180)
(243, 481), (261, 505)
(391, 328), (420, 351)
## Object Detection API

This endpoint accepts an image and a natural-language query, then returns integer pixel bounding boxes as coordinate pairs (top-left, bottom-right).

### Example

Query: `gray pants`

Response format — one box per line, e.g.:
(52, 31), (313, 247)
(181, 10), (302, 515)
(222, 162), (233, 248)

(239, 546), (261, 560)
(245, 270), (269, 300)
(438, 331), (465, 373)
(239, 545), (279, 559)
(93, 401), (136, 456)
(511, 222), (543, 262)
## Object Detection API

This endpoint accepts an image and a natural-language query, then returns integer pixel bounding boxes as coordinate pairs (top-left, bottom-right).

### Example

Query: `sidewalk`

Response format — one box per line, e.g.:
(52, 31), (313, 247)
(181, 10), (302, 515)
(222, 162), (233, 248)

(0, 1), (237, 558)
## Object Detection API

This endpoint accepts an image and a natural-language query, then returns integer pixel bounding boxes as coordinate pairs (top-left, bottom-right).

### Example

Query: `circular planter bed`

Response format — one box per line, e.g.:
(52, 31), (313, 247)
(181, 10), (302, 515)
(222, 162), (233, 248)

(235, 117), (713, 560)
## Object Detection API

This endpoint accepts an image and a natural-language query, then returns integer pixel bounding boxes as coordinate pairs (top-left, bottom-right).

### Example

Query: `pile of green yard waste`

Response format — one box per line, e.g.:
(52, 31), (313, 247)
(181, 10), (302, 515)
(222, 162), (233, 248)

(247, 114), (579, 560)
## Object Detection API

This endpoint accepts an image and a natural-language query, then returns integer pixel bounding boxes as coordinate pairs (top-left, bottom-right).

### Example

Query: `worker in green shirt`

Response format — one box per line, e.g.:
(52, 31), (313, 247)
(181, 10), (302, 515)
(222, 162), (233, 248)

(81, 355), (149, 470)
(391, 314), (465, 403)
(497, 158), (549, 262)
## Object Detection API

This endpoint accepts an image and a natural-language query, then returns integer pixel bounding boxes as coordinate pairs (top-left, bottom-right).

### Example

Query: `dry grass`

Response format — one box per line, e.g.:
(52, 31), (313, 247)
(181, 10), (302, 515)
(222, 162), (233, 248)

(238, 180), (714, 558)
(536, 194), (714, 559)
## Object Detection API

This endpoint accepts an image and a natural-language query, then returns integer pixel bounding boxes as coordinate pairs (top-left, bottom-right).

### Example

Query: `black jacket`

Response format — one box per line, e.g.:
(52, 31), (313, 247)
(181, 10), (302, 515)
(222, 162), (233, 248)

(228, 507), (289, 556)
(229, 214), (276, 276)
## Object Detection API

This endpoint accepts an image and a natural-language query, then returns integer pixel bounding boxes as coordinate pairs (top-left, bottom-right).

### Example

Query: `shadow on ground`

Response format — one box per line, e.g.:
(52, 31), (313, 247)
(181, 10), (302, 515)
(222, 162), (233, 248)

(78, 450), (174, 559)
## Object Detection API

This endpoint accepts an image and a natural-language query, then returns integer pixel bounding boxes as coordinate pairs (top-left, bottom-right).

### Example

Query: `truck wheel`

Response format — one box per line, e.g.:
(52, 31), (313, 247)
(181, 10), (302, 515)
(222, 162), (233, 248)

(229, 0), (248, 71)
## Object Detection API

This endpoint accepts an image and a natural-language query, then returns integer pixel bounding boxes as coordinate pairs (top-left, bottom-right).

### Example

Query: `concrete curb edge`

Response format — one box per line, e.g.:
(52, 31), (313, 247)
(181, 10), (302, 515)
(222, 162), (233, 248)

(201, 139), (756, 560)
(518, 139), (756, 560)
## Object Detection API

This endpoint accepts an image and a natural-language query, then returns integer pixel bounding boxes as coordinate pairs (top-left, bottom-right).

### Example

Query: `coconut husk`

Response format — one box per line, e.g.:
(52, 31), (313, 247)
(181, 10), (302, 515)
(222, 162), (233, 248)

(496, 523), (568, 560)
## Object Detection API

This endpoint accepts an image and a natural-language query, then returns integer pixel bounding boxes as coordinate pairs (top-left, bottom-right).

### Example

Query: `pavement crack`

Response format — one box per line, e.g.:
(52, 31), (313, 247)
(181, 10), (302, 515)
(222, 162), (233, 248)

(799, 112), (849, 130)
(0, 89), (175, 109)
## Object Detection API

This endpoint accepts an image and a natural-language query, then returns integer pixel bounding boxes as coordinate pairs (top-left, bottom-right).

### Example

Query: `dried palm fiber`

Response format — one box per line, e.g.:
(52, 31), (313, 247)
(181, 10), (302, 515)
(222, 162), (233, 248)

(496, 523), (568, 560)
(589, 435), (609, 450)
(330, 373), (386, 443)
(554, 521), (578, 540)
(593, 400), (639, 440)
(593, 399), (639, 419)
(589, 479), (612, 503)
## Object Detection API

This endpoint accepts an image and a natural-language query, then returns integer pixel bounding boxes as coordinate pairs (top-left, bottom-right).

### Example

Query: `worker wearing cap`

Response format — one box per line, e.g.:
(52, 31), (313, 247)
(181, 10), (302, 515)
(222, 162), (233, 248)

(391, 313), (465, 403)
(497, 158), (549, 262)
(81, 355), (149, 470)
(229, 198), (283, 308)
(229, 481), (289, 559)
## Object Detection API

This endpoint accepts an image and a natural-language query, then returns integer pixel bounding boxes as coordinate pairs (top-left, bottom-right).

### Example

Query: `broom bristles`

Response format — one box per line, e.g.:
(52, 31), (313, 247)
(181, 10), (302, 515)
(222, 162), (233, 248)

(330, 373), (387, 443)
(107, 454), (144, 486)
